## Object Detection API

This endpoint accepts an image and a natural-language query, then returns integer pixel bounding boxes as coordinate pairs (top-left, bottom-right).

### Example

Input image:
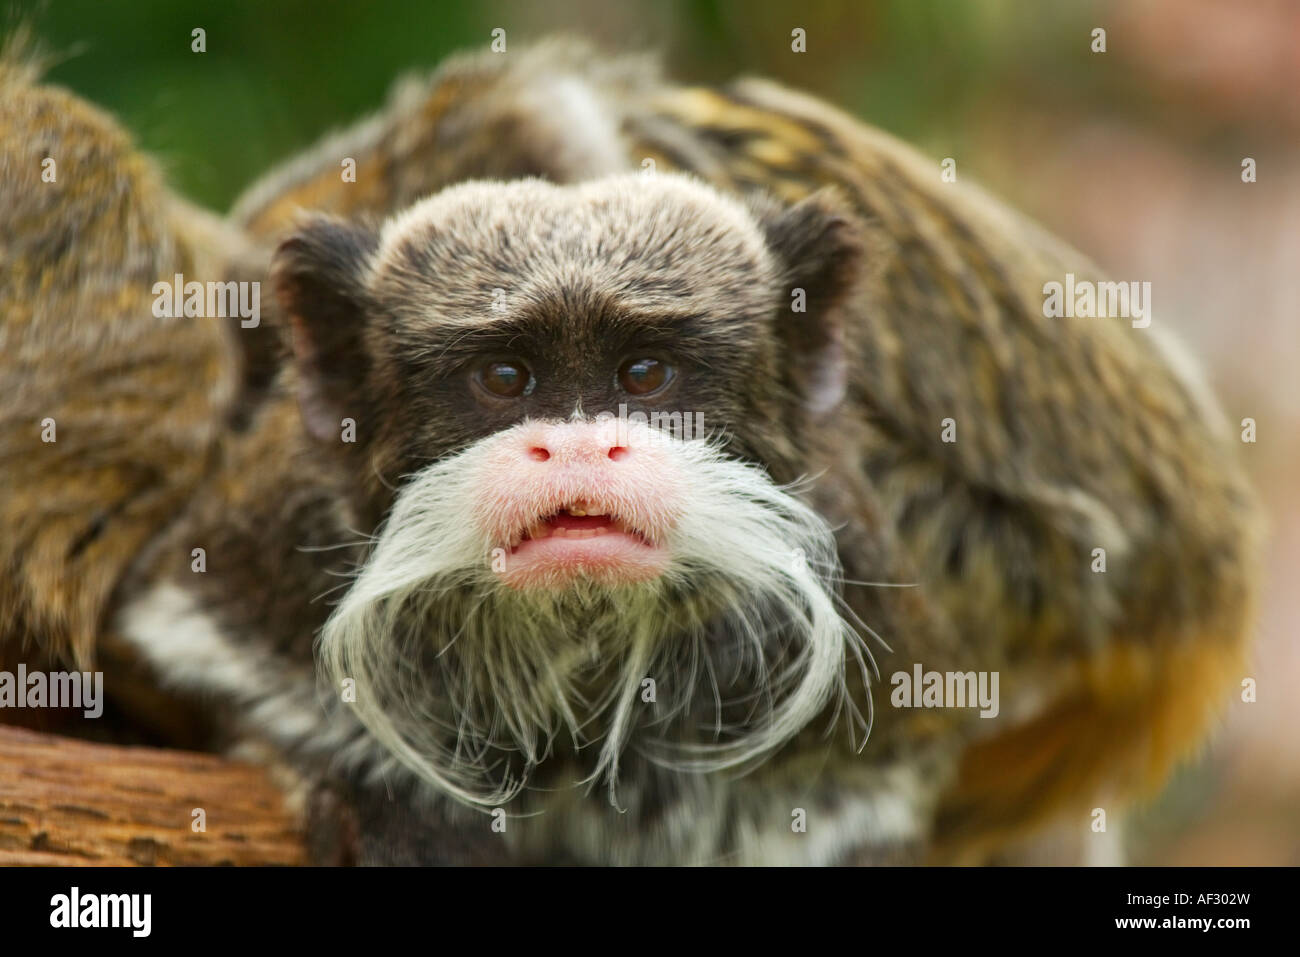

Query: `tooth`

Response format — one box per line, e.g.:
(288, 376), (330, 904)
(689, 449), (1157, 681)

(570, 507), (587, 516)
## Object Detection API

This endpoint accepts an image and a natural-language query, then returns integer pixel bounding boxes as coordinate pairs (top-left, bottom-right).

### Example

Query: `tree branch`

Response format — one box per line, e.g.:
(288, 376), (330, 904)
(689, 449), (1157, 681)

(0, 726), (307, 865)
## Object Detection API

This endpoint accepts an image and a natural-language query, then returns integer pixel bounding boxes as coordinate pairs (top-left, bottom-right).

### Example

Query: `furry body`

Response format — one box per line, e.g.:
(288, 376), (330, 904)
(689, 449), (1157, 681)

(0, 40), (1261, 864)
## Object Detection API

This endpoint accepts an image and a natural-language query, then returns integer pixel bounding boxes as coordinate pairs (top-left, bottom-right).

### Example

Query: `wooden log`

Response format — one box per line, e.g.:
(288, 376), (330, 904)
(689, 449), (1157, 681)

(0, 725), (307, 865)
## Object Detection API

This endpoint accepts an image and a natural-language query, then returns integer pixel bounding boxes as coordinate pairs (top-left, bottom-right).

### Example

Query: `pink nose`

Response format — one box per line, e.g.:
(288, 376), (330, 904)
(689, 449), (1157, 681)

(519, 421), (630, 465)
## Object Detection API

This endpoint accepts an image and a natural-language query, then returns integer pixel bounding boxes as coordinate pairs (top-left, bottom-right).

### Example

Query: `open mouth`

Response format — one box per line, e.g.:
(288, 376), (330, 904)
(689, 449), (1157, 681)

(501, 502), (667, 586)
(515, 502), (652, 548)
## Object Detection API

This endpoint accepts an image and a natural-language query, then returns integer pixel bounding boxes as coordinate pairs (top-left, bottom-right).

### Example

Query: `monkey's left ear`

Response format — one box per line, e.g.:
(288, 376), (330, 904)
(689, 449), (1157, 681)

(752, 188), (872, 419)
(271, 216), (380, 442)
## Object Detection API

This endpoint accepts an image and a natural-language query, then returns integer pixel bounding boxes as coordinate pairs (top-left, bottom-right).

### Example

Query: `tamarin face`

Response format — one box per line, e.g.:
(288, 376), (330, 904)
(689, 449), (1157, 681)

(272, 172), (871, 803)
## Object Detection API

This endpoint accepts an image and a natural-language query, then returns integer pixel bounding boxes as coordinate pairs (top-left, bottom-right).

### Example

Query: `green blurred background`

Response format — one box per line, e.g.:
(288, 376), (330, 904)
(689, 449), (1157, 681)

(17, 0), (1236, 213)
(8, 0), (1298, 865)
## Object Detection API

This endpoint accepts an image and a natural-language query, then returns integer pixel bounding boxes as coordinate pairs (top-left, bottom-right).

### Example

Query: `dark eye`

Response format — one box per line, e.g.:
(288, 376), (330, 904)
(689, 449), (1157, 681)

(477, 360), (532, 398)
(617, 357), (673, 396)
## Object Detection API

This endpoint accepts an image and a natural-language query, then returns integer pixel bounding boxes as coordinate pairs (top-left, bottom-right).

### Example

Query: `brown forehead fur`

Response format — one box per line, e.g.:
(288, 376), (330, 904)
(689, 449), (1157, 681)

(367, 173), (780, 337)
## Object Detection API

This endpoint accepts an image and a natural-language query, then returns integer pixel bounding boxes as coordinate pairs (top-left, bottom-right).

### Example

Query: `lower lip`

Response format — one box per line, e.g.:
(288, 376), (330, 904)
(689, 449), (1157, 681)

(500, 527), (668, 588)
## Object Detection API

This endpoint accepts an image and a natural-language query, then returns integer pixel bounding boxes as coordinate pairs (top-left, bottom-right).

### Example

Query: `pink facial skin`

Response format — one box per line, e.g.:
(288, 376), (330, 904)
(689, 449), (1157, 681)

(474, 419), (683, 589)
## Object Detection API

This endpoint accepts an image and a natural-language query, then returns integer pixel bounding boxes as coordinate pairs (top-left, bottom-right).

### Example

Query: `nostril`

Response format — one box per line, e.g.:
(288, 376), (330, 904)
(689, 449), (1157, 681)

(609, 446), (629, 461)
(529, 447), (551, 462)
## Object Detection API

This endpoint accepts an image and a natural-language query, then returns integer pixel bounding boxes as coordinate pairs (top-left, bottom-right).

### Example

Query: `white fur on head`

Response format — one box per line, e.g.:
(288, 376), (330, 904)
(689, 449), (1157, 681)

(317, 419), (866, 806)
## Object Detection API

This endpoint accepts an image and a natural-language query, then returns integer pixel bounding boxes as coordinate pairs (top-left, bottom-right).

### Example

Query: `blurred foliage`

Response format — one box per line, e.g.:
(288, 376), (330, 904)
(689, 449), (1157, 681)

(9, 0), (496, 207)
(7, 0), (1120, 211)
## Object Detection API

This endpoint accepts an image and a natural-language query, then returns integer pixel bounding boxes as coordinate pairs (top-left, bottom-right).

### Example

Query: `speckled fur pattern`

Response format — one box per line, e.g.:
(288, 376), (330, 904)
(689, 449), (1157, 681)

(2, 37), (1263, 865)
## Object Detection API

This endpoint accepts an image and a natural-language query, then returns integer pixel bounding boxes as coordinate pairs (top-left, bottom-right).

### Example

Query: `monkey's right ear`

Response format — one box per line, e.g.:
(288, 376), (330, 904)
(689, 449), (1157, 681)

(271, 217), (380, 442)
(752, 187), (873, 420)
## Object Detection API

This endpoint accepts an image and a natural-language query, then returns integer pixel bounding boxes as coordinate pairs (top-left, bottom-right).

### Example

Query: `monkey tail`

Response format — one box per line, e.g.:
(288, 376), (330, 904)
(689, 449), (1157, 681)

(928, 629), (1253, 863)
